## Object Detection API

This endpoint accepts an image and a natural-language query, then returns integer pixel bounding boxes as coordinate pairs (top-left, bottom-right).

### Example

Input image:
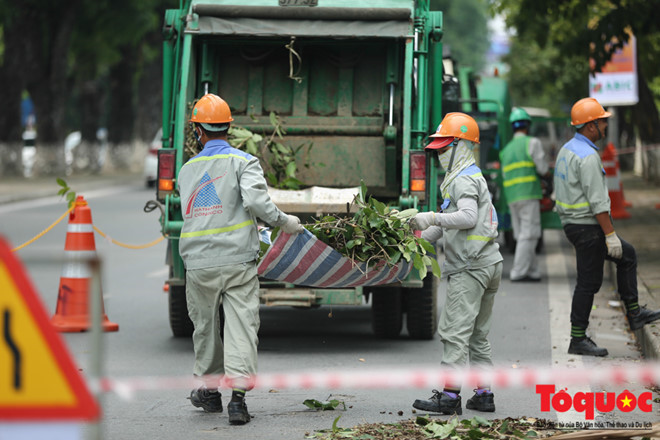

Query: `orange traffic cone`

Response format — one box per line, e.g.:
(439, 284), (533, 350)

(51, 196), (119, 332)
(610, 143), (633, 207)
(602, 143), (631, 220)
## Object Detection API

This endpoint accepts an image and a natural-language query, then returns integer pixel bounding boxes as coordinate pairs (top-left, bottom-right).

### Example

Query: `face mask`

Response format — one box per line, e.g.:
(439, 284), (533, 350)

(437, 139), (459, 171)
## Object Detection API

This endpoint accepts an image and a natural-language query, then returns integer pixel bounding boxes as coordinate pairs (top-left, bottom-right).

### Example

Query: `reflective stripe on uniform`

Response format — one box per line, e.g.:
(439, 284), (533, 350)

(467, 235), (493, 242)
(502, 160), (535, 174)
(555, 200), (590, 209)
(181, 219), (254, 238)
(503, 175), (538, 187)
(187, 153), (249, 165)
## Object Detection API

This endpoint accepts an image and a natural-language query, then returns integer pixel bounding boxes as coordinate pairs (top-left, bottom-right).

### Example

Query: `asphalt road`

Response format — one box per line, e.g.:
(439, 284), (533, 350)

(1, 174), (658, 439)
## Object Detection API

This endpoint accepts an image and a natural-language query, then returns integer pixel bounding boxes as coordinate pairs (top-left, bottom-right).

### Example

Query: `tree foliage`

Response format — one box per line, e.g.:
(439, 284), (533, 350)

(0, 0), (169, 144)
(431, 0), (491, 72)
(491, 0), (660, 142)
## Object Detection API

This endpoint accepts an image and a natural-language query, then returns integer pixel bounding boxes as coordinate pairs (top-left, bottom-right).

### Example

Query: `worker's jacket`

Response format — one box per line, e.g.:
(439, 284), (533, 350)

(178, 140), (287, 270)
(553, 133), (610, 225)
(500, 135), (542, 204)
(441, 164), (503, 276)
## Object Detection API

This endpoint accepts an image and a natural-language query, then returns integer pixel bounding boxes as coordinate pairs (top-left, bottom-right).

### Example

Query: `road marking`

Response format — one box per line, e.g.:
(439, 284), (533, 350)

(0, 184), (139, 214)
(147, 267), (169, 278)
(546, 230), (595, 423)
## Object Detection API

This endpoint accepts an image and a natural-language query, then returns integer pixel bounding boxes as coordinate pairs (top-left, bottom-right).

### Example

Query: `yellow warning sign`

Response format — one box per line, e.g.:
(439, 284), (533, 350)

(0, 236), (99, 421)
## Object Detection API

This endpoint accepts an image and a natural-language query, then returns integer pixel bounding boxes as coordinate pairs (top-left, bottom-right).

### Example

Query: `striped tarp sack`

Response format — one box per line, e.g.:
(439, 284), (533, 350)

(257, 229), (413, 288)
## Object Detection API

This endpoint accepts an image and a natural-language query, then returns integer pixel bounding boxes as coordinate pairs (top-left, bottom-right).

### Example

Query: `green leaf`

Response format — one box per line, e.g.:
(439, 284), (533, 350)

(372, 198), (386, 215)
(303, 399), (345, 411)
(425, 418), (458, 438)
(412, 252), (423, 270)
(56, 178), (67, 187)
(422, 255), (433, 267)
(359, 180), (367, 203)
(430, 258), (442, 278)
(266, 173), (278, 187)
(57, 188), (68, 196)
(419, 239), (435, 254)
(392, 208), (418, 219)
(470, 416), (492, 427)
(66, 192), (76, 202)
(331, 415), (341, 433)
(269, 111), (278, 127)
(285, 161), (297, 178)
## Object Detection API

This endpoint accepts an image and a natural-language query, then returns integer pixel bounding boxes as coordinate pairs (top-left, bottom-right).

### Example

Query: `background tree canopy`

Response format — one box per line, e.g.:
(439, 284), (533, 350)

(0, 0), (658, 155)
(0, 0), (169, 146)
(431, 0), (491, 74)
(491, 0), (660, 144)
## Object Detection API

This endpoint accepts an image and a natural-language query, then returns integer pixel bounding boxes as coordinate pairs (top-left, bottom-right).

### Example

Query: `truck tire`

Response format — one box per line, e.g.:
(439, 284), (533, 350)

(371, 287), (403, 339)
(405, 275), (438, 340)
(169, 284), (194, 338)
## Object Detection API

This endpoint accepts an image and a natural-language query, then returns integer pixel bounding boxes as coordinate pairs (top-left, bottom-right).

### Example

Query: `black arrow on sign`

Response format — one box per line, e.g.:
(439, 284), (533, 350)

(3, 308), (22, 390)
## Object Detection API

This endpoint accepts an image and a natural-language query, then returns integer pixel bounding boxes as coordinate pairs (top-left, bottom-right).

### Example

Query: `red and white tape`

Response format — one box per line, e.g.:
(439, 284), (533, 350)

(95, 363), (660, 399)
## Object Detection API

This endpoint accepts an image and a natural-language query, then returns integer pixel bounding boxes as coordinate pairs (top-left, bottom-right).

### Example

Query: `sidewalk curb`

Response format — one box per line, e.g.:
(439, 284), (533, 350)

(635, 279), (660, 360)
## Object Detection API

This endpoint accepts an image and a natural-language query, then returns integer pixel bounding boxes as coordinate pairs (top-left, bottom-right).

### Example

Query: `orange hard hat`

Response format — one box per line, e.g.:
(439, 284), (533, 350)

(570, 97), (611, 126)
(190, 94), (233, 124)
(426, 112), (480, 149)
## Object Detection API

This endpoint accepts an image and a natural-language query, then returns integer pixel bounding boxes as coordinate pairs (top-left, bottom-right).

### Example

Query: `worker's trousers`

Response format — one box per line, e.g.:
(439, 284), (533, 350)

(438, 261), (502, 390)
(563, 224), (638, 330)
(509, 199), (541, 280)
(186, 262), (260, 391)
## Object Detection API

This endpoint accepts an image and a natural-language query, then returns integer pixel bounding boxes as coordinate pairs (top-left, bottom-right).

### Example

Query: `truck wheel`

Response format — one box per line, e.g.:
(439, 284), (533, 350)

(405, 275), (438, 340)
(169, 284), (194, 337)
(371, 287), (403, 339)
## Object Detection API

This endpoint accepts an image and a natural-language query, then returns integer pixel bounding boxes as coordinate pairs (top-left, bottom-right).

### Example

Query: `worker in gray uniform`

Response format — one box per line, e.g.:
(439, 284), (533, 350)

(554, 97), (660, 357)
(410, 112), (503, 415)
(178, 93), (304, 424)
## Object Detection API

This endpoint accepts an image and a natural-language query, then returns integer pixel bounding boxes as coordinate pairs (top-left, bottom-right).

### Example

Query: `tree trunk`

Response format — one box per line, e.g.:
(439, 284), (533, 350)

(108, 45), (138, 144)
(19, 1), (81, 148)
(0, 16), (29, 143)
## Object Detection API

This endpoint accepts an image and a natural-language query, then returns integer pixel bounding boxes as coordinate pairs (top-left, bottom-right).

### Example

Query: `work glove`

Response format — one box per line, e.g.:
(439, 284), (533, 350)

(605, 231), (623, 259)
(421, 225), (443, 243)
(410, 211), (437, 231)
(281, 214), (304, 235)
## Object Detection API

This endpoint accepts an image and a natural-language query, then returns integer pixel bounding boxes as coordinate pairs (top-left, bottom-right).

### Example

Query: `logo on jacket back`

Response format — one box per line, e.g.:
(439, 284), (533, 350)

(184, 172), (224, 218)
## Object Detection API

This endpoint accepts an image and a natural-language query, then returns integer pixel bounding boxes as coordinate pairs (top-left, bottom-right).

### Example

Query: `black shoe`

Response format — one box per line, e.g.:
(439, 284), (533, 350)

(189, 388), (223, 413)
(228, 398), (251, 425)
(511, 276), (541, 282)
(466, 390), (495, 412)
(568, 337), (608, 357)
(627, 306), (660, 331)
(413, 390), (462, 415)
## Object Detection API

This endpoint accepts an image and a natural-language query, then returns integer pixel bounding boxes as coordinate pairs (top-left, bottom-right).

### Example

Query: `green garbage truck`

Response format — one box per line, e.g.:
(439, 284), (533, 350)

(154, 0), (453, 340)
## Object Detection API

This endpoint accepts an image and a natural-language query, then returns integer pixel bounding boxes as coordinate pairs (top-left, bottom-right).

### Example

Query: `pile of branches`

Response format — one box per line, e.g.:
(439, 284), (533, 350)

(295, 182), (441, 280)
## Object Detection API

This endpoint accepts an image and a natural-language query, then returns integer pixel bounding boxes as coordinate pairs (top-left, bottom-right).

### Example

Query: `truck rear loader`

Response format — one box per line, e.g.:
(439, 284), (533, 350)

(154, 0), (455, 340)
